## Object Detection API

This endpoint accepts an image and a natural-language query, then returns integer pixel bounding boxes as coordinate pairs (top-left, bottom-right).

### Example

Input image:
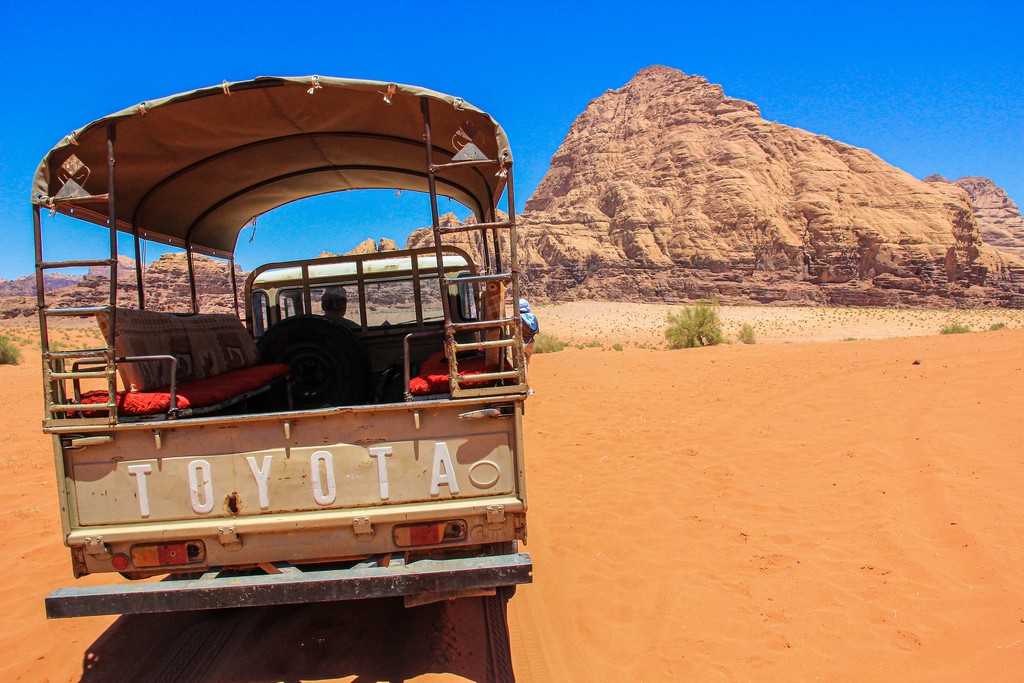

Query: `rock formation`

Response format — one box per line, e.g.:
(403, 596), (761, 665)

(4, 66), (1023, 317)
(926, 175), (1024, 259)
(0, 253), (242, 320)
(515, 66), (1023, 307)
(0, 273), (81, 297)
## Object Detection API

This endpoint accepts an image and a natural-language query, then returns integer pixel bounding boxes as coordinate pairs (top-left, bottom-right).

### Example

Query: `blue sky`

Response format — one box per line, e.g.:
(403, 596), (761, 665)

(1, 0), (1021, 280)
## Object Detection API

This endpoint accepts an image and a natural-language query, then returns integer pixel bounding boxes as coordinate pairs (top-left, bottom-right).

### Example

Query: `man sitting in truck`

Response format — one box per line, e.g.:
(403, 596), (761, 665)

(321, 286), (360, 329)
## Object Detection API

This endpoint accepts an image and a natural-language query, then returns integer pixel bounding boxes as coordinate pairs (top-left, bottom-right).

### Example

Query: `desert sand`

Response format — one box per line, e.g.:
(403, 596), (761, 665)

(1, 308), (1023, 681)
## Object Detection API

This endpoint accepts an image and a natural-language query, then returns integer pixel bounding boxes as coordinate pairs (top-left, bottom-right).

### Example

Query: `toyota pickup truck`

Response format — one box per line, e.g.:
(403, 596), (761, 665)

(30, 76), (531, 618)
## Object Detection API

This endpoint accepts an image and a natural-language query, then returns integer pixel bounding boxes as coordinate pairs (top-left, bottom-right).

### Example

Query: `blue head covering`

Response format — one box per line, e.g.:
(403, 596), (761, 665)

(519, 298), (539, 333)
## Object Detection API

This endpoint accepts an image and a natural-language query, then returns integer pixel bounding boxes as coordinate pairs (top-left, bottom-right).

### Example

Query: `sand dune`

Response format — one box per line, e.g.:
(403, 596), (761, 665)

(1, 318), (1022, 680)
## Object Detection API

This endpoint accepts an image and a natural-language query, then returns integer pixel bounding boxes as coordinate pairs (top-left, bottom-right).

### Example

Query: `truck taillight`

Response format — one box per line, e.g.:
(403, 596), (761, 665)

(393, 520), (467, 548)
(131, 541), (205, 568)
(111, 553), (131, 571)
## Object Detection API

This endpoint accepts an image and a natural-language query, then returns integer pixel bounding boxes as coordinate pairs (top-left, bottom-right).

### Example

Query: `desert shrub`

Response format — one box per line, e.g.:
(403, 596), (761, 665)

(533, 332), (567, 354)
(612, 343), (623, 351)
(940, 323), (971, 335)
(584, 340), (603, 349)
(665, 301), (724, 349)
(0, 335), (20, 365)
(989, 322), (1007, 331)
(737, 323), (757, 345)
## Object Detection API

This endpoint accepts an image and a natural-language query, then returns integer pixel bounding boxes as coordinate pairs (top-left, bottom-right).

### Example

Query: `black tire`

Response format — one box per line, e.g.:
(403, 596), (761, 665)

(257, 315), (370, 409)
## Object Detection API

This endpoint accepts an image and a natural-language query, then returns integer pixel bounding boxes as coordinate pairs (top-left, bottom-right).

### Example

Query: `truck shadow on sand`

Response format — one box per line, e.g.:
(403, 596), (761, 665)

(79, 594), (513, 683)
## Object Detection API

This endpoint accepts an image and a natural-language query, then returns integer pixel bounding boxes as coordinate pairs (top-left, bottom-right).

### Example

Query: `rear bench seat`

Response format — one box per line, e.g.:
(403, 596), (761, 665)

(78, 308), (290, 419)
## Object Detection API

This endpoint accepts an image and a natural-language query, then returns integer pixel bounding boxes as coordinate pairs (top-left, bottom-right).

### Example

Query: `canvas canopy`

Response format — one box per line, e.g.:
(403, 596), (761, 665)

(32, 76), (513, 258)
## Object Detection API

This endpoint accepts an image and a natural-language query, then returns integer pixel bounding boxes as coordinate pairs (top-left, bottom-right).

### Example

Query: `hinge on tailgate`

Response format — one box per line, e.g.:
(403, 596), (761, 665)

(217, 526), (242, 551)
(352, 517), (374, 536)
(485, 505), (505, 526)
(83, 535), (110, 559)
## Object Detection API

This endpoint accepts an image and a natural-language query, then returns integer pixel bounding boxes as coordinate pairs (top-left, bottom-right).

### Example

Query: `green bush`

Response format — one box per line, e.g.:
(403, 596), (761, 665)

(940, 323), (971, 335)
(612, 343), (624, 351)
(0, 335), (20, 366)
(989, 322), (1007, 331)
(665, 301), (724, 349)
(533, 332), (567, 354)
(737, 323), (757, 345)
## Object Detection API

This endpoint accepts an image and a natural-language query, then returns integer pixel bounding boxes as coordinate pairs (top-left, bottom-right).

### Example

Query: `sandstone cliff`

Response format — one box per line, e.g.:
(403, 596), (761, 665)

(0, 273), (81, 297)
(5, 66), (1023, 317)
(926, 175), (1024, 259)
(0, 253), (242, 320)
(516, 66), (1023, 307)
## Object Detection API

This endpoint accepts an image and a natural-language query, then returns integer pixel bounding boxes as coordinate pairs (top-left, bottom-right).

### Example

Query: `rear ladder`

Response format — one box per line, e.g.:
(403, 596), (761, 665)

(32, 139), (121, 429)
(420, 99), (526, 399)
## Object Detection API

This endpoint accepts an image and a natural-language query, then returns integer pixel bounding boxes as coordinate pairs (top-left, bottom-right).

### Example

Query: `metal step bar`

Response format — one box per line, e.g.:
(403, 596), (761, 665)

(45, 552), (533, 618)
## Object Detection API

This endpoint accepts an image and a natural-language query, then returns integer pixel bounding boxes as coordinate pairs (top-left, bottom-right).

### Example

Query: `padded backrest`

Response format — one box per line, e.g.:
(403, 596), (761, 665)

(96, 308), (190, 391)
(180, 313), (260, 380)
(96, 309), (259, 391)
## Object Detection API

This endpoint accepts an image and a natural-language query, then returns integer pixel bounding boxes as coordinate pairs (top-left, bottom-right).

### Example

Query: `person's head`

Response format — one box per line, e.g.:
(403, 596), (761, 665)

(322, 286), (348, 320)
(519, 298), (531, 314)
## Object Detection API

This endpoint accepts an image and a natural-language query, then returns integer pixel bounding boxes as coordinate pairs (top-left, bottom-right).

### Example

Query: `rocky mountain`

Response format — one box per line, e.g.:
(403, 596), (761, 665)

(515, 66), (1023, 307)
(0, 273), (81, 297)
(0, 253), (241, 320)
(925, 175), (1024, 259)
(4, 65), (1023, 316)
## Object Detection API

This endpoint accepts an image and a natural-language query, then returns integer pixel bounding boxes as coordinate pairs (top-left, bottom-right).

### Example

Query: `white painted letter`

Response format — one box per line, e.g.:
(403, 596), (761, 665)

(430, 442), (460, 495)
(310, 450), (337, 505)
(246, 455), (273, 510)
(369, 447), (393, 500)
(127, 463), (153, 518)
(187, 459), (215, 514)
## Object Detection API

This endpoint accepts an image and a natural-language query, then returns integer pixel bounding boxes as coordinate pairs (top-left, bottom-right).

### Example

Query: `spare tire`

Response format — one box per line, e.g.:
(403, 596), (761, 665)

(257, 315), (370, 409)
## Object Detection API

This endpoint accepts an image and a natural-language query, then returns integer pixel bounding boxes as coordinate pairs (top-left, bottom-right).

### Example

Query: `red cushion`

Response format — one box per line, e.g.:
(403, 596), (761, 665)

(79, 390), (191, 416)
(170, 362), (291, 407)
(409, 352), (497, 395)
(78, 363), (291, 416)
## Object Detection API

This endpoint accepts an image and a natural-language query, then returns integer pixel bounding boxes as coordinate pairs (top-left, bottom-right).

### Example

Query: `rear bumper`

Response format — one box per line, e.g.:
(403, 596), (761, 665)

(45, 551), (532, 619)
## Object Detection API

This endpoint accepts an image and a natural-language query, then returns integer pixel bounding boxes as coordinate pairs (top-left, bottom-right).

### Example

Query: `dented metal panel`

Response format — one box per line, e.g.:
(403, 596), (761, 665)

(69, 404), (518, 526)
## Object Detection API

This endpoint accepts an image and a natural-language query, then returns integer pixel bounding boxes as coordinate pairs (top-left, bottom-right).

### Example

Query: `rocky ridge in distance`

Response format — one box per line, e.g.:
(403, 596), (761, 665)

(925, 175), (1024, 259)
(515, 66), (1023, 307)
(4, 66), (1024, 318)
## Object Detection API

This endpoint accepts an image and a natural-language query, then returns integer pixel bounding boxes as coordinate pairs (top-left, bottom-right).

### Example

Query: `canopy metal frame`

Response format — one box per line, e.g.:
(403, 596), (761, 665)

(32, 76), (525, 427)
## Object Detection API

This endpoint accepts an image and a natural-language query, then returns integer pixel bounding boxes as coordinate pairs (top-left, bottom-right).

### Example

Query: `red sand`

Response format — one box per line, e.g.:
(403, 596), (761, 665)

(2, 329), (1023, 681)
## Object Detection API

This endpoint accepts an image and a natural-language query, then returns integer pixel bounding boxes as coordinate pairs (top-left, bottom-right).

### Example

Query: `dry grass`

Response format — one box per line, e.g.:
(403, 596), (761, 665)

(3, 305), (1023, 354)
(533, 302), (1024, 347)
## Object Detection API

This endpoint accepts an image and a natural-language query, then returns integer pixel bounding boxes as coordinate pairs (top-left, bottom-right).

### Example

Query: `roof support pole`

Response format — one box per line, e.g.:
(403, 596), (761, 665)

(133, 230), (145, 309)
(420, 97), (454, 329)
(106, 123), (118, 339)
(186, 246), (198, 313)
(32, 205), (49, 352)
(229, 257), (239, 317)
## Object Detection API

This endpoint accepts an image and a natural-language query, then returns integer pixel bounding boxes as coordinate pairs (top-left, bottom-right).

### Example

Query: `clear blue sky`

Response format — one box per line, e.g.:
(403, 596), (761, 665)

(1, 0), (1021, 280)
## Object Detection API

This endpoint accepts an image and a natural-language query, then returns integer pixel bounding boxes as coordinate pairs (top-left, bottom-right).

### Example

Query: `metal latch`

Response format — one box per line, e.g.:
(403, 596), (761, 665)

(352, 517), (374, 536)
(486, 505), (505, 526)
(458, 408), (502, 420)
(61, 435), (114, 450)
(83, 535), (110, 559)
(217, 526), (242, 551)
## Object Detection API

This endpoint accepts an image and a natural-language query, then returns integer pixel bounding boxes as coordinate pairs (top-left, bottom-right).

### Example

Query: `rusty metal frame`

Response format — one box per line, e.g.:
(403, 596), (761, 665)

(418, 97), (527, 397)
(35, 122), (123, 427)
(45, 552), (533, 618)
